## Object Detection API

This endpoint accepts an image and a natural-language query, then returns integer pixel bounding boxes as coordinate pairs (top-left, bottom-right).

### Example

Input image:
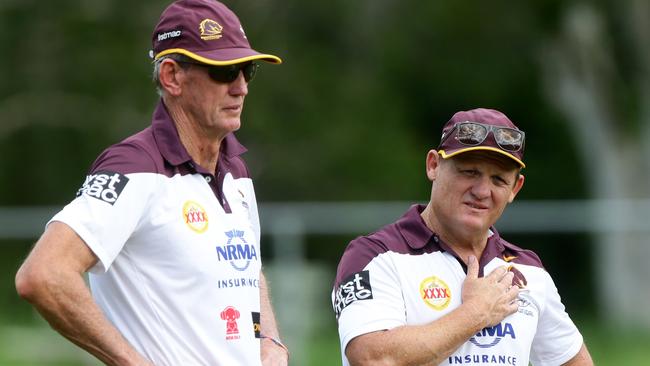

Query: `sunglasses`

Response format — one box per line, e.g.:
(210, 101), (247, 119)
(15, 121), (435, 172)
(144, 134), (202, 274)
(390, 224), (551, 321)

(177, 60), (258, 83)
(441, 121), (525, 152)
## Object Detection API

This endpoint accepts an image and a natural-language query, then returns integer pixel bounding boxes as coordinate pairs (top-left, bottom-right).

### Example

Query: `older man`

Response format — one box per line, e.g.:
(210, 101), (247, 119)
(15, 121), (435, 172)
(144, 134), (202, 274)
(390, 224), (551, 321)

(16, 1), (288, 365)
(332, 108), (593, 365)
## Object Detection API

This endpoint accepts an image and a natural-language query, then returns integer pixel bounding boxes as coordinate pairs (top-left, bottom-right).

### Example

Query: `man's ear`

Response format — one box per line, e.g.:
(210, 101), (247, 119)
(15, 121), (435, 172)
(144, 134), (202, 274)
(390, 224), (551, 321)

(158, 59), (186, 97)
(508, 173), (525, 203)
(425, 150), (441, 182)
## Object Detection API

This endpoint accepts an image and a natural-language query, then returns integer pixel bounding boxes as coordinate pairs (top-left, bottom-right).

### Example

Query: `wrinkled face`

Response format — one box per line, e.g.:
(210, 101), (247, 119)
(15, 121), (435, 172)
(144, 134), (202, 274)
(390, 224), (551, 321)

(178, 63), (249, 139)
(428, 150), (524, 238)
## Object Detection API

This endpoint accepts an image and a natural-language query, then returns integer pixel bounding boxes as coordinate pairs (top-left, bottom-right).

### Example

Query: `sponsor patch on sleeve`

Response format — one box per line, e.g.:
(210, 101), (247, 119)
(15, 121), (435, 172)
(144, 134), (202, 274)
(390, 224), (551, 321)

(76, 171), (129, 205)
(252, 311), (261, 338)
(333, 270), (374, 318)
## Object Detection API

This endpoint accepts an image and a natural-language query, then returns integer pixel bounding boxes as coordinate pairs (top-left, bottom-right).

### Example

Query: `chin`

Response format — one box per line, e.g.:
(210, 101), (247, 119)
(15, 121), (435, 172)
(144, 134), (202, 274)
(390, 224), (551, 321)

(225, 119), (241, 132)
(459, 217), (490, 233)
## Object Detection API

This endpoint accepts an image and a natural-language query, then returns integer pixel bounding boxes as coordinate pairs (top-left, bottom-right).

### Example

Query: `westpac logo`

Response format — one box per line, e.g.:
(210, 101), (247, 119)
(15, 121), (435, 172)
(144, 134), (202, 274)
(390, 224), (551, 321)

(77, 171), (128, 205)
(333, 270), (373, 318)
(183, 201), (208, 233)
(469, 322), (516, 348)
(420, 276), (451, 310)
(216, 230), (258, 271)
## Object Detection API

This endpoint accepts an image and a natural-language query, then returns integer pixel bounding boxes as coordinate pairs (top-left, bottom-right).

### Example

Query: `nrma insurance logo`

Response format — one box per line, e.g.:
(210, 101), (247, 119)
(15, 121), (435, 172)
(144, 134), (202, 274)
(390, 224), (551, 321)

(216, 229), (258, 271)
(469, 322), (516, 348)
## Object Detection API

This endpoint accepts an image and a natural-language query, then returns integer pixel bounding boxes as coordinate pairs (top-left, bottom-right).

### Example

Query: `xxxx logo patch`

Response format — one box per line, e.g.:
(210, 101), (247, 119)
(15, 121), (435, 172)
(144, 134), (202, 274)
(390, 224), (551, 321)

(420, 276), (451, 310)
(183, 200), (209, 233)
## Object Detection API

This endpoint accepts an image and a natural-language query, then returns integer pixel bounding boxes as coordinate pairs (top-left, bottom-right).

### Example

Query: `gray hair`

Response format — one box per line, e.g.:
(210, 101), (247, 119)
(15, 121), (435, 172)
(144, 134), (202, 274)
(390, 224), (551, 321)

(152, 53), (194, 96)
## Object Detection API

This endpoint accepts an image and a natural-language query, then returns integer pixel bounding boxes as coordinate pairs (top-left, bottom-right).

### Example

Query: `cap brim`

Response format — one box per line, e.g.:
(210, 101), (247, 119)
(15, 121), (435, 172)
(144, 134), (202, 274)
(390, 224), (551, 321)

(154, 47), (282, 65)
(438, 147), (526, 169)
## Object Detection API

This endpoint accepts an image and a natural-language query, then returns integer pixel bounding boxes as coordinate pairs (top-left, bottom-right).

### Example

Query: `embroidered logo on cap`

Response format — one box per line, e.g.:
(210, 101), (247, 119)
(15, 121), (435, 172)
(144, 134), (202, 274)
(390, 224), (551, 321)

(199, 19), (223, 40)
(420, 276), (451, 310)
(183, 200), (209, 233)
(157, 29), (182, 42)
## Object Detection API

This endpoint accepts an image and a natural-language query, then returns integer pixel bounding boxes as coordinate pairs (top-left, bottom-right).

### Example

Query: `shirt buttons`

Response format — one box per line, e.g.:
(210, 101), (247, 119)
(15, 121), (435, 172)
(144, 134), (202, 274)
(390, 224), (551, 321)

(205, 176), (212, 183)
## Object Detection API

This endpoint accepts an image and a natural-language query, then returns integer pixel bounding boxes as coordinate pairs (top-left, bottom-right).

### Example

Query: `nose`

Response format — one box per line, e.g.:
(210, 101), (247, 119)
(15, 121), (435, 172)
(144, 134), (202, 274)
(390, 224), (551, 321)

(470, 176), (491, 200)
(228, 71), (248, 97)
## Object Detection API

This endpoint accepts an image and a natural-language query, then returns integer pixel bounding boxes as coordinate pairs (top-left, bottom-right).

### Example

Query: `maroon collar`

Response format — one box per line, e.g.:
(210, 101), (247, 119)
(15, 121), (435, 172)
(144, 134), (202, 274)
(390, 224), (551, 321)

(150, 99), (248, 169)
(396, 204), (508, 273)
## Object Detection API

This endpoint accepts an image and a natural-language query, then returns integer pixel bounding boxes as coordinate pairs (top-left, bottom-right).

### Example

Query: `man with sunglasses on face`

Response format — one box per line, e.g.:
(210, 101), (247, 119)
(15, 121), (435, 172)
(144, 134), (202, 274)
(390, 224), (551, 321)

(332, 108), (593, 366)
(16, 1), (289, 365)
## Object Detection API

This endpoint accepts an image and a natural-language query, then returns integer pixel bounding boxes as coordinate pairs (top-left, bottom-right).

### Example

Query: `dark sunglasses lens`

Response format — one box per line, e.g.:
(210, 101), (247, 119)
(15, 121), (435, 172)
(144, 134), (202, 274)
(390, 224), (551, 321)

(243, 63), (258, 82)
(456, 123), (488, 145)
(207, 65), (239, 83)
(207, 63), (257, 83)
(494, 128), (524, 151)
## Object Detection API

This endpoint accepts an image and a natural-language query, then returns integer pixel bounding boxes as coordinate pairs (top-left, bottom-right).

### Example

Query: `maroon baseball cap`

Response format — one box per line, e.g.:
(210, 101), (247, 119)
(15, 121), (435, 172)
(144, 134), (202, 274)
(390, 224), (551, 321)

(437, 108), (526, 168)
(151, 0), (282, 65)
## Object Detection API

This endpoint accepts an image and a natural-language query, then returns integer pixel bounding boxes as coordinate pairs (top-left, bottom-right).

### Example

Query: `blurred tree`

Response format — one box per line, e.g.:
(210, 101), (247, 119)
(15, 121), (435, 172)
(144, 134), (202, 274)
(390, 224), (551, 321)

(541, 1), (650, 328)
(0, 0), (599, 322)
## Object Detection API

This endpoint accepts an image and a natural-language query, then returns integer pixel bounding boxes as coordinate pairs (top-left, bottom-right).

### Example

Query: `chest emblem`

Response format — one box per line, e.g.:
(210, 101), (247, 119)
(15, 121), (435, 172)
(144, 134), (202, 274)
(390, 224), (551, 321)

(420, 276), (452, 310)
(183, 200), (209, 233)
(216, 229), (258, 271)
(220, 306), (241, 340)
(469, 322), (516, 348)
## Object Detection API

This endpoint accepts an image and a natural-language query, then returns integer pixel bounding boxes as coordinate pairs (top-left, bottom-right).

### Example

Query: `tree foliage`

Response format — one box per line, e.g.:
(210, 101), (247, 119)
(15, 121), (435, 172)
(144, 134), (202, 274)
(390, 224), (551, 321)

(0, 0), (589, 205)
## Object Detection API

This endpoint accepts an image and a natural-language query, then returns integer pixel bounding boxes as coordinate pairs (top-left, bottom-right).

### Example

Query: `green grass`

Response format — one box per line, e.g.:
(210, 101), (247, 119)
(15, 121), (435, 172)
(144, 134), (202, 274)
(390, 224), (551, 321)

(580, 321), (650, 365)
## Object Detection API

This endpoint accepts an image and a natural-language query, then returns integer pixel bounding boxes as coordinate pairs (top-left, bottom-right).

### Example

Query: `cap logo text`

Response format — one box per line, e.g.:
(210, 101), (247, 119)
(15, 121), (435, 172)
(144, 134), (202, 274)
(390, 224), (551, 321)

(199, 19), (223, 40)
(157, 29), (182, 41)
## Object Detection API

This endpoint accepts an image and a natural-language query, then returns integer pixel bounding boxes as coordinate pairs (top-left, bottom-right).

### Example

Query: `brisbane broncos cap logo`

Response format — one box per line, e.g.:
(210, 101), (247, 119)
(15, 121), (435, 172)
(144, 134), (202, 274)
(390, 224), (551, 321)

(199, 19), (223, 40)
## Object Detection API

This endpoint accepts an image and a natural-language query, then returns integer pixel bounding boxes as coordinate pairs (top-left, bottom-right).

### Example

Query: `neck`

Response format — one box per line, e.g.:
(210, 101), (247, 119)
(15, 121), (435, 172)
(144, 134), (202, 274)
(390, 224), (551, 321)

(420, 204), (489, 261)
(167, 102), (222, 175)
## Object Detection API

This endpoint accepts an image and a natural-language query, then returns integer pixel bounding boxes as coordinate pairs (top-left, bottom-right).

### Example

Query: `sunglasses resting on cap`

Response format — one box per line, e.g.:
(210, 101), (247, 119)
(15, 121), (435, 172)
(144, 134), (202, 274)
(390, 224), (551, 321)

(437, 108), (526, 168)
(441, 121), (525, 152)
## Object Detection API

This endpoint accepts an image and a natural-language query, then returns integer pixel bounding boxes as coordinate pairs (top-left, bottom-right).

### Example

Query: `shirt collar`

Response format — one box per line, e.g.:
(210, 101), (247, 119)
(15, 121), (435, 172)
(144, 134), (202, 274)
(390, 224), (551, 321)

(396, 204), (506, 261)
(151, 99), (248, 167)
(396, 204), (438, 250)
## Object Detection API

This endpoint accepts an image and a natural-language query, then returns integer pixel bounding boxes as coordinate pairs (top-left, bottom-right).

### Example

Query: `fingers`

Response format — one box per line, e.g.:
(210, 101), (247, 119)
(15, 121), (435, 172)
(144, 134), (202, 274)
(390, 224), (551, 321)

(506, 283), (520, 301)
(486, 265), (511, 284)
(501, 270), (515, 286)
(466, 255), (479, 279)
(505, 286), (521, 314)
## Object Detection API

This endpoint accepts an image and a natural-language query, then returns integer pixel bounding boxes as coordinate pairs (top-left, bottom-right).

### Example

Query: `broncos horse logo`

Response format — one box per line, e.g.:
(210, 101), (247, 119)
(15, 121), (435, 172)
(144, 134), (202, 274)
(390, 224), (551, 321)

(199, 19), (223, 40)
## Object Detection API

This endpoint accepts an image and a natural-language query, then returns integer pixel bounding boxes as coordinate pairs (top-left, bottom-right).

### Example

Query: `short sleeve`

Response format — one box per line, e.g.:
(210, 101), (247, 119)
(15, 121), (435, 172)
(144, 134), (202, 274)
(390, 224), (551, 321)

(529, 271), (584, 366)
(48, 144), (158, 273)
(332, 246), (406, 357)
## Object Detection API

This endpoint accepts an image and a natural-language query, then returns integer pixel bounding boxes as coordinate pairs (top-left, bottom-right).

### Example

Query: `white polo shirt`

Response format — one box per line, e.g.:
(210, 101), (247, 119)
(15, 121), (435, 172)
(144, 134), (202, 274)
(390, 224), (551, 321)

(50, 100), (263, 365)
(332, 204), (583, 366)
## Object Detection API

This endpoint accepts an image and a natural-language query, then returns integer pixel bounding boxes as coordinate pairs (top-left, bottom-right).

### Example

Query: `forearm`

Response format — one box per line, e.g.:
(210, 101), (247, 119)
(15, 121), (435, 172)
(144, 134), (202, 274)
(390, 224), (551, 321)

(562, 344), (593, 366)
(347, 303), (487, 366)
(17, 265), (150, 365)
(259, 271), (281, 338)
(16, 223), (151, 366)
(259, 271), (289, 364)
